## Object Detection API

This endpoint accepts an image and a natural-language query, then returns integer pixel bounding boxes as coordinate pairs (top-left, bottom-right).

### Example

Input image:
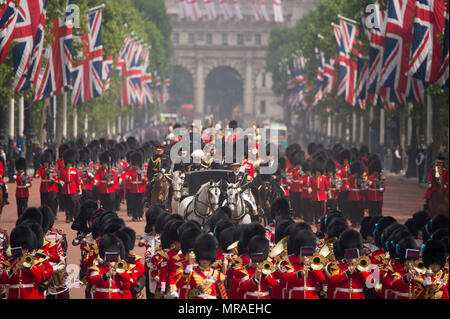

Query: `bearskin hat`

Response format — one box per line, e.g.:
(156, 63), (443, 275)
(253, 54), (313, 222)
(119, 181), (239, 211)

(40, 150), (53, 165)
(62, 149), (76, 165)
(114, 228), (135, 256)
(208, 206), (231, 231)
(39, 205), (54, 234)
(307, 143), (317, 156)
(360, 216), (374, 240)
(327, 218), (349, 239)
(145, 206), (165, 234)
(270, 197), (290, 220)
(373, 216), (397, 247)
(194, 233), (218, 262)
(423, 214), (449, 242)
(313, 157), (327, 174)
(405, 211), (431, 236)
(396, 237), (419, 264)
(219, 226), (238, 253)
(154, 213), (170, 234)
(286, 144), (302, 158)
(275, 219), (294, 244)
(78, 148), (90, 163)
(99, 151), (111, 165)
(238, 223), (266, 254)
(286, 222), (312, 255)
(293, 230), (316, 256)
(72, 200), (98, 233)
(249, 235), (270, 260)
(177, 220), (201, 240)
(15, 157), (26, 171)
(325, 159), (336, 174)
(17, 207), (43, 226)
(180, 228), (202, 255)
(360, 145), (369, 157)
(338, 229), (363, 253)
(339, 149), (351, 163)
(368, 159), (382, 175)
(161, 220), (184, 249)
(130, 151), (143, 167)
(422, 239), (447, 268)
(302, 160), (313, 172)
(101, 217), (125, 235)
(10, 225), (37, 251)
(99, 233), (125, 260)
(350, 161), (363, 176)
(19, 220), (44, 250)
(290, 151), (305, 166)
(213, 219), (235, 239)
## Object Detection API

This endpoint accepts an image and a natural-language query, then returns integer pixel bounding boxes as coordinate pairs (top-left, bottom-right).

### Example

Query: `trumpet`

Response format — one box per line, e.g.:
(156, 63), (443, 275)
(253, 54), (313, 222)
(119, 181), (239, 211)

(115, 259), (128, 274)
(310, 253), (327, 270)
(414, 259), (427, 275)
(259, 259), (275, 275)
(21, 253), (35, 268)
(356, 256), (371, 272)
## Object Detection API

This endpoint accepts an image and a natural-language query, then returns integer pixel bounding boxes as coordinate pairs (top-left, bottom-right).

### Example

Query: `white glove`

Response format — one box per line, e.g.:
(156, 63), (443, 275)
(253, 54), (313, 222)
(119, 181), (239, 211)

(161, 169), (166, 174)
(170, 291), (179, 299)
(422, 277), (432, 287)
(26, 184), (31, 188)
(88, 173), (94, 178)
(184, 264), (194, 274)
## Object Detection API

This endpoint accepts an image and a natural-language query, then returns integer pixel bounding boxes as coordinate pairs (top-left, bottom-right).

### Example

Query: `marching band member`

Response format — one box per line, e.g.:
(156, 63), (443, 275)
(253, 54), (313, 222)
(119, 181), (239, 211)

(299, 160), (313, 224)
(58, 149), (82, 223)
(310, 158), (330, 228)
(347, 161), (366, 228)
(78, 148), (95, 202)
(367, 159), (385, 217)
(287, 151), (304, 219)
(14, 157), (32, 219)
(94, 151), (117, 212)
(126, 151), (147, 222)
(36, 150), (58, 217)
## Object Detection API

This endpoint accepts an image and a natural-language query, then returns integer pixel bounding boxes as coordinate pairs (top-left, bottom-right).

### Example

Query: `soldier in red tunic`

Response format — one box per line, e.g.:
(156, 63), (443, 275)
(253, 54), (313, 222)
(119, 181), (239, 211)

(94, 151), (117, 212)
(126, 151), (147, 222)
(299, 160), (313, 224)
(58, 149), (81, 223)
(287, 151), (304, 219)
(424, 153), (449, 208)
(336, 149), (351, 216)
(78, 148), (95, 202)
(0, 156), (9, 205)
(367, 159), (385, 217)
(325, 159), (340, 212)
(310, 158), (330, 227)
(14, 157), (32, 218)
(36, 150), (58, 217)
(347, 161), (366, 228)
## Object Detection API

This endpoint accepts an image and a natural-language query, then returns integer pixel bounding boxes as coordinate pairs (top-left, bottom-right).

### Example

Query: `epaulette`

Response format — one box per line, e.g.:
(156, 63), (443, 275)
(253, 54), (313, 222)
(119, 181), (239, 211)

(88, 265), (100, 272)
(43, 240), (56, 248)
(390, 272), (402, 280)
(158, 249), (169, 260)
(238, 267), (249, 277)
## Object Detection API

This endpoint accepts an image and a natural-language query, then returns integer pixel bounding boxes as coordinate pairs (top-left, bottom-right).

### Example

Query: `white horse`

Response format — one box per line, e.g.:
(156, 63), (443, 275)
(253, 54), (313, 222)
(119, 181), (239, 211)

(179, 180), (222, 225)
(222, 182), (255, 225)
(170, 171), (184, 214)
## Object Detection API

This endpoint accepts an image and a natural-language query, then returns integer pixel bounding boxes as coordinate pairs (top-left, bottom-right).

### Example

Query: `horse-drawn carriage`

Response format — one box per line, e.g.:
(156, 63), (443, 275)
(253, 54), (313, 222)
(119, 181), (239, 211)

(181, 169), (231, 198)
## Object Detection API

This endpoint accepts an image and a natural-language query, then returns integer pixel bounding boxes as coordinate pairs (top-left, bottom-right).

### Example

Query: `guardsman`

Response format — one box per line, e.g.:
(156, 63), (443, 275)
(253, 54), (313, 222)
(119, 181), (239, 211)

(236, 235), (277, 299)
(56, 144), (68, 213)
(336, 149), (351, 215)
(94, 151), (117, 212)
(283, 230), (326, 299)
(310, 158), (330, 228)
(188, 149), (209, 172)
(0, 225), (53, 299)
(325, 159), (340, 212)
(87, 234), (133, 299)
(424, 153), (449, 208)
(147, 144), (171, 202)
(367, 159), (385, 217)
(58, 149), (82, 223)
(181, 233), (227, 299)
(326, 230), (371, 299)
(14, 157), (32, 219)
(0, 152), (9, 205)
(299, 160), (313, 224)
(78, 148), (95, 202)
(287, 151), (304, 219)
(126, 151), (147, 222)
(418, 239), (449, 299)
(347, 161), (366, 228)
(36, 150), (58, 217)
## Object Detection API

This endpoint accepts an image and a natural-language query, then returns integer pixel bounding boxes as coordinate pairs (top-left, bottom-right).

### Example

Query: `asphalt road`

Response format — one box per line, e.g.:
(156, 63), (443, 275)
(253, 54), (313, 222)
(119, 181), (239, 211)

(0, 172), (426, 299)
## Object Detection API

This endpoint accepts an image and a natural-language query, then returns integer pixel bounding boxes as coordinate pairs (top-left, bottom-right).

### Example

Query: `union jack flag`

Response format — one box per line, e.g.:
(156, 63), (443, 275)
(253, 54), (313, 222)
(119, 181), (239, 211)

(440, 1), (449, 89)
(129, 42), (144, 106)
(142, 70), (154, 105)
(334, 19), (359, 107)
(380, 0), (424, 105)
(408, 0), (447, 88)
(322, 57), (336, 96)
(219, 0), (233, 21)
(71, 9), (103, 106)
(34, 16), (73, 101)
(188, 0), (202, 21)
(117, 37), (134, 106)
(355, 15), (370, 110)
(102, 55), (113, 91)
(305, 49), (324, 110)
(0, 0), (18, 65)
(12, 0), (47, 93)
(252, 0), (262, 21)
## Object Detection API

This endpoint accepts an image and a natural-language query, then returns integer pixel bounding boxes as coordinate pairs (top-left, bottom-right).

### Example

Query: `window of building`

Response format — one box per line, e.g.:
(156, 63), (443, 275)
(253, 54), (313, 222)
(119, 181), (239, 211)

(255, 34), (261, 45)
(206, 33), (213, 45)
(222, 34), (228, 46)
(188, 33), (195, 45)
(260, 100), (266, 114)
(262, 72), (266, 88)
(237, 34), (244, 45)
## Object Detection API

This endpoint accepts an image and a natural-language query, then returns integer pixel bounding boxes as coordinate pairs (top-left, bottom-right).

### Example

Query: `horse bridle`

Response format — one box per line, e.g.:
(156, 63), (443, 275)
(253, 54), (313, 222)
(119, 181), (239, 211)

(187, 184), (220, 222)
(227, 184), (248, 221)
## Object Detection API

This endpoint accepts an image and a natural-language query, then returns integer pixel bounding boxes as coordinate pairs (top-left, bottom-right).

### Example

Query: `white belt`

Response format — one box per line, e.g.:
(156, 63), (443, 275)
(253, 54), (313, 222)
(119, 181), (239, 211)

(333, 287), (364, 299)
(351, 189), (361, 191)
(289, 286), (316, 299)
(395, 292), (410, 299)
(131, 181), (143, 184)
(17, 186), (28, 189)
(42, 179), (51, 182)
(197, 294), (217, 299)
(244, 291), (269, 298)
(239, 276), (249, 285)
(95, 288), (120, 293)
(368, 189), (381, 191)
(9, 284), (35, 289)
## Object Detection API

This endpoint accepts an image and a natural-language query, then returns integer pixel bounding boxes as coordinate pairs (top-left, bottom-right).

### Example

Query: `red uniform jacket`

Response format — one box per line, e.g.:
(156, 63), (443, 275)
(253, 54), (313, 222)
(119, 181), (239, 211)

(283, 263), (326, 299)
(288, 167), (303, 193)
(182, 266), (226, 299)
(310, 175), (329, 202)
(0, 160), (4, 179)
(94, 168), (117, 194)
(120, 255), (145, 299)
(126, 168), (147, 193)
(15, 174), (31, 198)
(87, 264), (133, 299)
(236, 265), (277, 299)
(36, 167), (58, 193)
(79, 165), (95, 191)
(228, 254), (250, 299)
(58, 167), (81, 195)
(300, 175), (312, 199)
(158, 248), (178, 292)
(328, 261), (370, 299)
(327, 175), (339, 200)
(241, 161), (255, 180)
(425, 166), (449, 199)
(336, 164), (350, 191)
(347, 176), (365, 201)
(367, 175), (385, 202)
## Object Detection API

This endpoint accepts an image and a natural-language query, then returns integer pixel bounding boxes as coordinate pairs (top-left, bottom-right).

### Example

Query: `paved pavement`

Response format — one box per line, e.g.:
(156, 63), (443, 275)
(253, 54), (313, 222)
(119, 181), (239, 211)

(0, 172), (427, 299)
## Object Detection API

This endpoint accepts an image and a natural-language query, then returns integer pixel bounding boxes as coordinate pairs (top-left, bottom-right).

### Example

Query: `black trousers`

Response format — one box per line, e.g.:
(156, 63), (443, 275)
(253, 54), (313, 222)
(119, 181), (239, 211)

(289, 192), (302, 219)
(338, 191), (349, 215)
(17, 197), (28, 219)
(301, 198), (312, 224)
(40, 191), (58, 216)
(326, 199), (338, 212)
(347, 200), (364, 226)
(128, 192), (145, 219)
(57, 185), (65, 212)
(311, 201), (326, 224)
(126, 191), (131, 216)
(62, 193), (77, 221)
(81, 189), (93, 203)
(367, 201), (383, 217)
(99, 193), (115, 211)
(417, 163), (425, 184)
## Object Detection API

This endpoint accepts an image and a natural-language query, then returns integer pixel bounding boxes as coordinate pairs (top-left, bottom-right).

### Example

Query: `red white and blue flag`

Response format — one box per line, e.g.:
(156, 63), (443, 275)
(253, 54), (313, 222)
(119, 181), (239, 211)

(322, 57), (336, 96)
(407, 0), (447, 88)
(71, 9), (103, 106)
(34, 15), (73, 101)
(102, 55), (113, 91)
(306, 49), (324, 110)
(12, 0), (47, 93)
(440, 1), (449, 89)
(0, 0), (18, 65)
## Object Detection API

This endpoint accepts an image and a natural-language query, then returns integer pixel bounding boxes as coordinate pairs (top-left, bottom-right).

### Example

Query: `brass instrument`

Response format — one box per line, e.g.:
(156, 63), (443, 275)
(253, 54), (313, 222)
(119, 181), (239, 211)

(188, 251), (196, 264)
(269, 236), (289, 258)
(21, 253), (35, 268)
(414, 259), (427, 275)
(115, 259), (128, 274)
(260, 259), (275, 275)
(318, 237), (337, 258)
(227, 241), (239, 256)
(310, 253), (327, 271)
(356, 256), (371, 272)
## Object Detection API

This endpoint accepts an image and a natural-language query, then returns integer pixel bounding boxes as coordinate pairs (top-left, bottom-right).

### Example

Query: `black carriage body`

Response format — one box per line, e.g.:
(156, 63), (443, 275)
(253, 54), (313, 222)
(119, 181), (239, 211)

(182, 169), (231, 196)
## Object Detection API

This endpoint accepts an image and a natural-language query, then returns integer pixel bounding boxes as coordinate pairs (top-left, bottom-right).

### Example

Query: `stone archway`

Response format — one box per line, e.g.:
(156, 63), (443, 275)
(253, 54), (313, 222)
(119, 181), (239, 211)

(204, 66), (243, 122)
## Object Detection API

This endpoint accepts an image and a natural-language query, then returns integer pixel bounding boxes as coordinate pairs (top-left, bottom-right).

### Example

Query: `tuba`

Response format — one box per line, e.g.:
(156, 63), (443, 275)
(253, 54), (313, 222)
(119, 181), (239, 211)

(356, 256), (371, 272)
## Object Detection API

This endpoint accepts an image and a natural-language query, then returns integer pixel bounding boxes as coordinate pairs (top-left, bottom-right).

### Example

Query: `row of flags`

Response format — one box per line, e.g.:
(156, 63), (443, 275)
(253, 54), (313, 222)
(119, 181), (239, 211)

(179, 0), (284, 23)
(281, 0), (449, 113)
(0, 0), (169, 107)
